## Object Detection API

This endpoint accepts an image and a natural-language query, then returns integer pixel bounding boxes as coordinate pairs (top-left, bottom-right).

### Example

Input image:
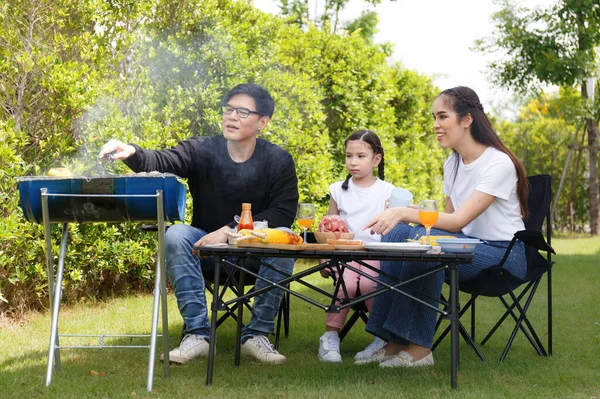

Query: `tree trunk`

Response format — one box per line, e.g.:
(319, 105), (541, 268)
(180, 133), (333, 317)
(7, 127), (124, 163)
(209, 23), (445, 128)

(582, 82), (600, 235)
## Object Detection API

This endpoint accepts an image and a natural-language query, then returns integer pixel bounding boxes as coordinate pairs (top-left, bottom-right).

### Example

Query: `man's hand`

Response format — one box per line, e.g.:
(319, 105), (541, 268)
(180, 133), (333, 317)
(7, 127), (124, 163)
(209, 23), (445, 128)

(195, 226), (230, 246)
(99, 139), (136, 161)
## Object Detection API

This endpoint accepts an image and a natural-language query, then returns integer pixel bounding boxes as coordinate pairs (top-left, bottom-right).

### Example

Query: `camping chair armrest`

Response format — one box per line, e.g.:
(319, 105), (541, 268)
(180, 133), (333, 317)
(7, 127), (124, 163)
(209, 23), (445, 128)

(493, 229), (555, 270)
(514, 229), (556, 254)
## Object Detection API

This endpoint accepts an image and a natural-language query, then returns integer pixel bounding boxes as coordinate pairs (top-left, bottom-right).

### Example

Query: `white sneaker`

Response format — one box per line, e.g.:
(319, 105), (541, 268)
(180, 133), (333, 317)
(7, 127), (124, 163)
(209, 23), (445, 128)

(318, 331), (342, 363)
(241, 335), (286, 364)
(380, 351), (435, 368)
(161, 334), (210, 364)
(354, 336), (386, 362)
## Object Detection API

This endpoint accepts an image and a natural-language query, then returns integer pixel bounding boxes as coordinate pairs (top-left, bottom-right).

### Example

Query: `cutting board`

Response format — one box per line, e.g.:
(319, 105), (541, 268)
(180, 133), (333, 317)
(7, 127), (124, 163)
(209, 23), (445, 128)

(237, 242), (335, 251)
(236, 242), (366, 251)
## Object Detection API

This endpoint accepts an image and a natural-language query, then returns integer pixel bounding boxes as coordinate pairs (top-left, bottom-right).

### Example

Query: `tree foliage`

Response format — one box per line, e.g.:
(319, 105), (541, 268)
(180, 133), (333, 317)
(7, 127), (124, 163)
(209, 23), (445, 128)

(476, 0), (600, 235)
(0, 0), (440, 314)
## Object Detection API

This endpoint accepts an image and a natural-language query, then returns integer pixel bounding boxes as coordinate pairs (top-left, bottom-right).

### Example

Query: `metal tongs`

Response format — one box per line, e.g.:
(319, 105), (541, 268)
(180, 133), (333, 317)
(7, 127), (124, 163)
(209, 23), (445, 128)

(99, 150), (116, 162)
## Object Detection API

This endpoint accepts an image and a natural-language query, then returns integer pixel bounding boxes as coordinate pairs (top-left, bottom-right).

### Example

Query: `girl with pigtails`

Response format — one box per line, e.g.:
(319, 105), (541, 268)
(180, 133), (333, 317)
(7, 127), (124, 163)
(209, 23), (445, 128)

(317, 130), (394, 363)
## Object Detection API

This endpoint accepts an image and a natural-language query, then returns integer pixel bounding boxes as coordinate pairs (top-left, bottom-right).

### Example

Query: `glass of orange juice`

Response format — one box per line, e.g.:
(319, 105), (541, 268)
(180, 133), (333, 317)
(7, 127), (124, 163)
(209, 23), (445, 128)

(419, 200), (439, 245)
(296, 203), (316, 242)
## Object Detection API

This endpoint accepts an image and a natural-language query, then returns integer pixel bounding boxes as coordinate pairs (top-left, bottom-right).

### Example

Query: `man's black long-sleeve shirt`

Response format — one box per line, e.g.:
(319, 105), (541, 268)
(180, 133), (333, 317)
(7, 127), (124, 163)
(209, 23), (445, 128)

(124, 135), (299, 232)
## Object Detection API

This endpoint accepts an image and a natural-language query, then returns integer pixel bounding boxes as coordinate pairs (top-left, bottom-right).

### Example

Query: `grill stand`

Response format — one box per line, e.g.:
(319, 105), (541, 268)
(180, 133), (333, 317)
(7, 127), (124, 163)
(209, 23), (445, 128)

(41, 188), (170, 392)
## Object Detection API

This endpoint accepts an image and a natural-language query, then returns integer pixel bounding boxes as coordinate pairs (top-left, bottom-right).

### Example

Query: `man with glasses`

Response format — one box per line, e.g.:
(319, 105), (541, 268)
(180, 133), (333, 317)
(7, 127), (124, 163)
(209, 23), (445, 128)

(99, 83), (298, 364)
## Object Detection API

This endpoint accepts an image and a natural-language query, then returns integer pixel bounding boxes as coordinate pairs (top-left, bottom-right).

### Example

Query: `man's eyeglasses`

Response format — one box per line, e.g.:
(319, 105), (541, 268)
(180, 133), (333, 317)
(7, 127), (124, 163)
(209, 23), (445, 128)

(222, 105), (261, 119)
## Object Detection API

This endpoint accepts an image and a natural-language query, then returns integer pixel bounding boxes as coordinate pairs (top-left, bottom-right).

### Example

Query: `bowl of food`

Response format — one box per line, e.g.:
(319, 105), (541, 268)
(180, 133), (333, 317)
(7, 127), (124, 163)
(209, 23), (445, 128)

(315, 215), (354, 243)
(435, 238), (482, 254)
(314, 231), (355, 244)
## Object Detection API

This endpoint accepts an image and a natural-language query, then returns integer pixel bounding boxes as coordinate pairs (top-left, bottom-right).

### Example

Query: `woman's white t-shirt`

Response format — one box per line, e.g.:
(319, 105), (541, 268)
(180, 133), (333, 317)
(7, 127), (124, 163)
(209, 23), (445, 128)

(442, 147), (524, 241)
(330, 178), (394, 243)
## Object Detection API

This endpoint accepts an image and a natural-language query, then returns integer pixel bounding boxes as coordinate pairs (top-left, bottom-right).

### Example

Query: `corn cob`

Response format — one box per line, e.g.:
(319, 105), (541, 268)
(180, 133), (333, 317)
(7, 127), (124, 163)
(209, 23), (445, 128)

(418, 235), (456, 246)
(47, 167), (73, 177)
(225, 229), (257, 243)
(251, 229), (303, 245)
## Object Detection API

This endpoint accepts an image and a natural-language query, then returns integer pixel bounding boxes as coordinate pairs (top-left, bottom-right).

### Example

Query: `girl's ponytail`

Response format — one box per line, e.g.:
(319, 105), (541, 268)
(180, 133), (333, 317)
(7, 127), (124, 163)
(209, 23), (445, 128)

(378, 157), (385, 181)
(341, 173), (352, 191)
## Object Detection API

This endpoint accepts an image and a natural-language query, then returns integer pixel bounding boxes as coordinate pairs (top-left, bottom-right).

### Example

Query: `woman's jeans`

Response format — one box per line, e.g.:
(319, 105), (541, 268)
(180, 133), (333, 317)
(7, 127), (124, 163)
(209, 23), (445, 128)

(365, 223), (526, 349)
(164, 224), (295, 341)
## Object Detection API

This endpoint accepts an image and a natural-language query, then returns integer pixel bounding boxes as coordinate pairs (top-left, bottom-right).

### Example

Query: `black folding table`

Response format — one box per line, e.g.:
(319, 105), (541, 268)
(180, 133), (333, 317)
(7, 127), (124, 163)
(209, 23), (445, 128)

(193, 244), (473, 390)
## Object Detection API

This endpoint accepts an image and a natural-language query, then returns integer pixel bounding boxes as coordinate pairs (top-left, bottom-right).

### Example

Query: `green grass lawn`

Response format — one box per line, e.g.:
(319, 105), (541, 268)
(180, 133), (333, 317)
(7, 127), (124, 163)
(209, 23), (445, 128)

(1, 237), (599, 398)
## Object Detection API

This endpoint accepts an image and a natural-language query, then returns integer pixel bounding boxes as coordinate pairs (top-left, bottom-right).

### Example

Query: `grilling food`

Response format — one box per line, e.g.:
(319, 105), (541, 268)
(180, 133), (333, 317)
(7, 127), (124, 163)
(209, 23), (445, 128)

(47, 167), (73, 177)
(225, 228), (303, 245)
(251, 229), (303, 245)
(318, 215), (350, 239)
(418, 235), (457, 246)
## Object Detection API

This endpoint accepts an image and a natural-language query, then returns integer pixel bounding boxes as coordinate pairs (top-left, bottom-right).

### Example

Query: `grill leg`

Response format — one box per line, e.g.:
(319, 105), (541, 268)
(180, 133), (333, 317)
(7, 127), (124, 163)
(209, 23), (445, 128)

(46, 223), (68, 386)
(147, 257), (162, 391)
(158, 197), (170, 380)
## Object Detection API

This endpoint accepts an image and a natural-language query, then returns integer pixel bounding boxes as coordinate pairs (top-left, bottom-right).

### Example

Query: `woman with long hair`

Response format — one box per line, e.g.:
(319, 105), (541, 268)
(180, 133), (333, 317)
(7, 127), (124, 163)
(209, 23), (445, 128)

(356, 86), (529, 367)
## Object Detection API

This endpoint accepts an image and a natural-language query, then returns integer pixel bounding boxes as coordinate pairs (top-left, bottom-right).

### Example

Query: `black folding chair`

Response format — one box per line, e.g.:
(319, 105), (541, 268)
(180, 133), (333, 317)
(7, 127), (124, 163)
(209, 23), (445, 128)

(203, 267), (290, 349)
(433, 174), (556, 362)
(338, 291), (369, 342)
(141, 225), (290, 350)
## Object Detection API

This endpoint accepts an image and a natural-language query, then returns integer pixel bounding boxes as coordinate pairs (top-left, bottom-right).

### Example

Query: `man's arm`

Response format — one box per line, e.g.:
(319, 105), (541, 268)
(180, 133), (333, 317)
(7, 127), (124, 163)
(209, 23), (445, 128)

(123, 139), (205, 178)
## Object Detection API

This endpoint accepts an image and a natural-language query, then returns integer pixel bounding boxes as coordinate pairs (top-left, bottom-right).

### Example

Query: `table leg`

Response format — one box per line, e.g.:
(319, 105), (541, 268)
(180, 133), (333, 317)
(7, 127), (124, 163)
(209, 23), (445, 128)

(449, 261), (459, 390)
(206, 255), (221, 385)
(235, 259), (246, 366)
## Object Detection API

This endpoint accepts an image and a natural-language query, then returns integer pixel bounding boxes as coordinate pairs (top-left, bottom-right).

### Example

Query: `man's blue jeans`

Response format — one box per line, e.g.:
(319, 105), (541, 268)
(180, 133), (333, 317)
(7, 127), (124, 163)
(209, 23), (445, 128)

(164, 224), (295, 341)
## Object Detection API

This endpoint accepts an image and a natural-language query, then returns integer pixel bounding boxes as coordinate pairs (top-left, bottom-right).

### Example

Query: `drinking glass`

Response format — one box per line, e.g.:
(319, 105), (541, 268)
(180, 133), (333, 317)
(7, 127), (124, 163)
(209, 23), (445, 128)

(296, 203), (316, 242)
(418, 200), (439, 245)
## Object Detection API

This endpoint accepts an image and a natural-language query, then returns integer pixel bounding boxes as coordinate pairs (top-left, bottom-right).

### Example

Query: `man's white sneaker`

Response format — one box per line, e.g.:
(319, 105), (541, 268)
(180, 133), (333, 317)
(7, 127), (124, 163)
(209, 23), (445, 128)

(241, 335), (286, 364)
(354, 336), (386, 362)
(318, 331), (342, 363)
(161, 334), (210, 364)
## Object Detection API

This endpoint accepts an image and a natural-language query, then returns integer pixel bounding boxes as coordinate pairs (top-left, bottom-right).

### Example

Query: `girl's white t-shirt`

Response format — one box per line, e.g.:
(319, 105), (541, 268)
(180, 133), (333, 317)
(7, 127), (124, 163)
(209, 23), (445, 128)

(443, 147), (524, 241)
(330, 178), (394, 243)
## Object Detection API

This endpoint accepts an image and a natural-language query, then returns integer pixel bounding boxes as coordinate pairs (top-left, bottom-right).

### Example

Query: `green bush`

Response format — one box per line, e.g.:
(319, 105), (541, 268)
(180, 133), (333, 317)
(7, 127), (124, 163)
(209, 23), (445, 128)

(0, 0), (444, 315)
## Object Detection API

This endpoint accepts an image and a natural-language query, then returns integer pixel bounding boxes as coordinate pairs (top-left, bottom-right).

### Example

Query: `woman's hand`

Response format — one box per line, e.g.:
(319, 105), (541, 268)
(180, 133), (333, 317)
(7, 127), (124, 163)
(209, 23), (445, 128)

(363, 207), (413, 236)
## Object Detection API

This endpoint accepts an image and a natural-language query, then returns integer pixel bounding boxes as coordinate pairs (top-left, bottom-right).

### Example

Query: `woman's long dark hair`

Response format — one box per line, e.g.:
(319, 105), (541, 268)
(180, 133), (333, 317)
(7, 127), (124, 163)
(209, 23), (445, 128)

(341, 130), (385, 190)
(438, 86), (529, 219)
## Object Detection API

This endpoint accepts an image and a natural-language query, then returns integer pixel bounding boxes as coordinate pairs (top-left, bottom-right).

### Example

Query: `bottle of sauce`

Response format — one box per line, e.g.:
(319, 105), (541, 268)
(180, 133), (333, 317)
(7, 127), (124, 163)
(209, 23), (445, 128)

(238, 203), (254, 231)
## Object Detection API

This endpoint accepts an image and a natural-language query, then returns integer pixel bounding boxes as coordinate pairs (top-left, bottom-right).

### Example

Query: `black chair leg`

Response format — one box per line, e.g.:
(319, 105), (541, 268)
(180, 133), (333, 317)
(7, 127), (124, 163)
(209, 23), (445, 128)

(458, 321), (486, 362)
(338, 310), (361, 342)
(480, 283), (533, 345)
(471, 295), (476, 341)
(275, 300), (283, 350)
(284, 291), (290, 338)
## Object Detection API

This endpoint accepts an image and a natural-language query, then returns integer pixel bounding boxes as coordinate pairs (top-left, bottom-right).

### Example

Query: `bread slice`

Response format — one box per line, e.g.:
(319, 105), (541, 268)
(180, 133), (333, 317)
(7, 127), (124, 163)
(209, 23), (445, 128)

(326, 238), (363, 246)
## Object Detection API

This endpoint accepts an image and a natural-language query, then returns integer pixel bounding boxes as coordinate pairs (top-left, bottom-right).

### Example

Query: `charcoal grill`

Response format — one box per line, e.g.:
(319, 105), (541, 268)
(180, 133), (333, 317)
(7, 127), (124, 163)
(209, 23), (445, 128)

(18, 173), (187, 392)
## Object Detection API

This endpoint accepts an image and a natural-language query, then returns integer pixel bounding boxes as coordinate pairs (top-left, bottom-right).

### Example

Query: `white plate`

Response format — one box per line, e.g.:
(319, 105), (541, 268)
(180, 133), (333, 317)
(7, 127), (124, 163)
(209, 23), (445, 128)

(364, 242), (431, 252)
(435, 238), (482, 254)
